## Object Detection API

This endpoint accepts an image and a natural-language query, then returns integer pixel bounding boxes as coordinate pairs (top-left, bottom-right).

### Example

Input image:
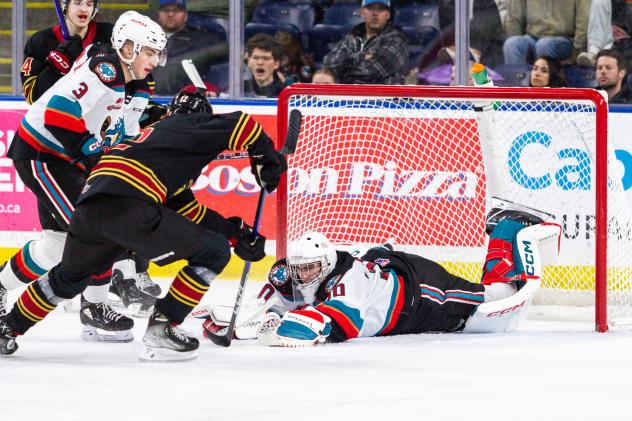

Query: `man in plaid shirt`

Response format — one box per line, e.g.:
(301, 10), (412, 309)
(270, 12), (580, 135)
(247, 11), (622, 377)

(323, 0), (409, 84)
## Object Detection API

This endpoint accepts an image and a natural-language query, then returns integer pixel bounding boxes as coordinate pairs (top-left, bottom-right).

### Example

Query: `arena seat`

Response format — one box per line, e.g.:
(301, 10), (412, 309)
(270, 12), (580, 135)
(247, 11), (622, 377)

(493, 63), (532, 87)
(564, 65), (598, 88)
(245, 1), (316, 48)
(309, 2), (362, 63)
(393, 3), (441, 69)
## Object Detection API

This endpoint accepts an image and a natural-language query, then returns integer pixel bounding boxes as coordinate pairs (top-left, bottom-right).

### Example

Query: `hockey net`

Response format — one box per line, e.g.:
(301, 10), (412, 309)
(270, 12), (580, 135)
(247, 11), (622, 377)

(276, 84), (632, 332)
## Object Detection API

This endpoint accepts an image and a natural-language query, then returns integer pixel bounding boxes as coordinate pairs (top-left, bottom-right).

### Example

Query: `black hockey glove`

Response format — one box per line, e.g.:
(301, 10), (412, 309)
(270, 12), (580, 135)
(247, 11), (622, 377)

(47, 35), (83, 75)
(249, 150), (287, 193)
(226, 217), (266, 262)
(69, 131), (101, 173)
(139, 101), (169, 128)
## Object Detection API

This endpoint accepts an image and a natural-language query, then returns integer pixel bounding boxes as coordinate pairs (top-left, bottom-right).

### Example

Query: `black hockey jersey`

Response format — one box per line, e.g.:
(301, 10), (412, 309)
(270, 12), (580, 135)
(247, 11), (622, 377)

(21, 21), (113, 104)
(79, 112), (276, 206)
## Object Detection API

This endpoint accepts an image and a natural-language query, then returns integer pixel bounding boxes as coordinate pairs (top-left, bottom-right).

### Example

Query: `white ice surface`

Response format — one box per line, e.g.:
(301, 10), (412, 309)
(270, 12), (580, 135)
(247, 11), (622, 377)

(2, 279), (632, 421)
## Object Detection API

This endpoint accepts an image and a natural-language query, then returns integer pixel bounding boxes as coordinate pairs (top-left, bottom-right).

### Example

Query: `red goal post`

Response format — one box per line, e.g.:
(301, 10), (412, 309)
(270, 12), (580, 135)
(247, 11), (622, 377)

(276, 84), (625, 332)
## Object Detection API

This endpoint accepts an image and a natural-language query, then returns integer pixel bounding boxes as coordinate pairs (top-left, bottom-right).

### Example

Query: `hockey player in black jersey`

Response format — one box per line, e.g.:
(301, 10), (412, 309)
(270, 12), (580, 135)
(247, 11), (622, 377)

(0, 89), (287, 361)
(16, 1), (165, 307)
(20, 0), (112, 105)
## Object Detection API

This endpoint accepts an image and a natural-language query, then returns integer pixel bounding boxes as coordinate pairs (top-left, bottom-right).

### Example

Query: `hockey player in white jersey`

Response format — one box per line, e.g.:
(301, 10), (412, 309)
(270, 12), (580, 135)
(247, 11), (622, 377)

(0, 11), (166, 341)
(232, 204), (561, 347)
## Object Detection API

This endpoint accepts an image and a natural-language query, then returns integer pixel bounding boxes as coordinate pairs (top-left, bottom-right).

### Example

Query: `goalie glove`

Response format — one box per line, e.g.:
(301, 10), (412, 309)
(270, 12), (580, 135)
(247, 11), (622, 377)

(257, 307), (331, 347)
(249, 150), (287, 193)
(199, 297), (279, 340)
(225, 217), (266, 261)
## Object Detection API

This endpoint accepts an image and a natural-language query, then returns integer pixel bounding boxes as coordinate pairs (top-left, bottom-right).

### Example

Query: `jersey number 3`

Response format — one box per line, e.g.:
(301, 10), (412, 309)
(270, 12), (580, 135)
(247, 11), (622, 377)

(72, 82), (88, 99)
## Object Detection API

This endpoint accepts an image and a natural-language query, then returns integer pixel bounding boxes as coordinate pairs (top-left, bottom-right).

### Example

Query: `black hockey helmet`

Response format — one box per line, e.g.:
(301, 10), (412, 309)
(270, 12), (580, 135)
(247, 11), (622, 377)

(169, 90), (213, 116)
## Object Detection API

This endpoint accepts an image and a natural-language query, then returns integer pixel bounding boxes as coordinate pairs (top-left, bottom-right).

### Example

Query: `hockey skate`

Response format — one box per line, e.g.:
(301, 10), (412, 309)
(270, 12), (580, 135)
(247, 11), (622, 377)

(109, 269), (157, 317)
(137, 271), (162, 297)
(80, 296), (134, 343)
(139, 309), (199, 362)
(0, 316), (18, 355)
(485, 197), (554, 235)
(0, 262), (7, 317)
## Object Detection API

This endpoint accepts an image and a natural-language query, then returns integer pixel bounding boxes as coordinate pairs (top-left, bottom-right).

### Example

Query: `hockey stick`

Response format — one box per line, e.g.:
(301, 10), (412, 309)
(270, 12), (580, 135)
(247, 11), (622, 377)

(206, 109), (302, 347)
(52, 0), (70, 40)
(181, 59), (207, 94)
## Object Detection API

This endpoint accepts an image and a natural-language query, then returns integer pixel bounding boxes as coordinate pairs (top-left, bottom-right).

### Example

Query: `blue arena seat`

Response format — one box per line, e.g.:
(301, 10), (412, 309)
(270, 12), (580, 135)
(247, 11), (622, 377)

(187, 12), (228, 37)
(205, 62), (229, 93)
(245, 1), (316, 48)
(187, 12), (227, 40)
(309, 2), (362, 63)
(493, 63), (532, 87)
(564, 65), (598, 88)
(393, 3), (442, 69)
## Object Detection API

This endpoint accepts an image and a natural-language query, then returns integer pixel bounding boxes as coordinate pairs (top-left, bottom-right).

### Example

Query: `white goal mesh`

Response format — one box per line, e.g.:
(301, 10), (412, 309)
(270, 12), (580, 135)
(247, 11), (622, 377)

(276, 85), (632, 331)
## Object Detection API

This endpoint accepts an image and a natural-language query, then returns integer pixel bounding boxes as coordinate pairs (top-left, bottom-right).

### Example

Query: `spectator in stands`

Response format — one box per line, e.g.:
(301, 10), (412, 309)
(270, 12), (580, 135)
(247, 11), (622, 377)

(151, 0), (228, 96)
(435, 0), (505, 68)
(596, 49), (632, 103)
(274, 31), (315, 84)
(323, 0), (408, 85)
(503, 0), (591, 65)
(529, 56), (567, 87)
(312, 68), (337, 84)
(244, 33), (286, 98)
(577, 0), (632, 69)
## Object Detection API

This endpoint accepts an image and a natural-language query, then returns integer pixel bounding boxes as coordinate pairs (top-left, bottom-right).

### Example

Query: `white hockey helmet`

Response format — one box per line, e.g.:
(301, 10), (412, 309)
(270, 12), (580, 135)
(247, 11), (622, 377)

(287, 232), (338, 287)
(62, 0), (99, 22)
(111, 11), (167, 75)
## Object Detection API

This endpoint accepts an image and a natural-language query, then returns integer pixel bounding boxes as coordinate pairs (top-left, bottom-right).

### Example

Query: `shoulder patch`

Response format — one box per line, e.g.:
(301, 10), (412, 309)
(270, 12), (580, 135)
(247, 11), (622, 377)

(268, 264), (289, 287)
(373, 258), (391, 267)
(94, 61), (117, 83)
(325, 274), (342, 293)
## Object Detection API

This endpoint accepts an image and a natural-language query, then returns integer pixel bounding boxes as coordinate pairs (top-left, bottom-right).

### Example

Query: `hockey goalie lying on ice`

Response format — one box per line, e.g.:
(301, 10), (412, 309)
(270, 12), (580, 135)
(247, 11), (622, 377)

(201, 204), (562, 347)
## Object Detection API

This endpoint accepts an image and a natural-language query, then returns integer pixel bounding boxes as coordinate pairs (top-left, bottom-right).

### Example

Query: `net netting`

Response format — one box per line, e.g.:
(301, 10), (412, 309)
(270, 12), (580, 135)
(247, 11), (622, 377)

(278, 87), (632, 327)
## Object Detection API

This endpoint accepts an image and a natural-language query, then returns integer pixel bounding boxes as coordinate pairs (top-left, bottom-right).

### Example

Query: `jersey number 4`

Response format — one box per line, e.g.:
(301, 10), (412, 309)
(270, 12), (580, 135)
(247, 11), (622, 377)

(20, 57), (34, 76)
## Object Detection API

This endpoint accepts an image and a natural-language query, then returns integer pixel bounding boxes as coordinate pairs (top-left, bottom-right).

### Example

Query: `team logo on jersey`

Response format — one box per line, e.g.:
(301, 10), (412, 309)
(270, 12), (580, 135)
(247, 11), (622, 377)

(325, 275), (342, 293)
(373, 258), (390, 267)
(269, 265), (289, 286)
(95, 62), (117, 83)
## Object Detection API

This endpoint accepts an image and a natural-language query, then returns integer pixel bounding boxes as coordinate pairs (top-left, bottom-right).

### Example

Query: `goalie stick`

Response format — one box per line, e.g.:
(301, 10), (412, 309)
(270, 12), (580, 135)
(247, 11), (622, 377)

(52, 0), (70, 40)
(206, 109), (302, 347)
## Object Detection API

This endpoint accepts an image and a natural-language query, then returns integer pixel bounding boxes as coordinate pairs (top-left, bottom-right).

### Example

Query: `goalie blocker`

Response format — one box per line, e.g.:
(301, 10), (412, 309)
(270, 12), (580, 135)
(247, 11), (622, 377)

(236, 204), (560, 347)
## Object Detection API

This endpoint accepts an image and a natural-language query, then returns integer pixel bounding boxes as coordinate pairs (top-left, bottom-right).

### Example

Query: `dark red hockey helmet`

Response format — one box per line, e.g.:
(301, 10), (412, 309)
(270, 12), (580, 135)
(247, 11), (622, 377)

(169, 90), (213, 116)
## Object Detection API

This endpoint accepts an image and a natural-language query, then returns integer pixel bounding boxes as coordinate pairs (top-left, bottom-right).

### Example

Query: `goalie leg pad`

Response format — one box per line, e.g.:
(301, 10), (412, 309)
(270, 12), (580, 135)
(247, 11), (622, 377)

(482, 220), (561, 286)
(463, 279), (540, 333)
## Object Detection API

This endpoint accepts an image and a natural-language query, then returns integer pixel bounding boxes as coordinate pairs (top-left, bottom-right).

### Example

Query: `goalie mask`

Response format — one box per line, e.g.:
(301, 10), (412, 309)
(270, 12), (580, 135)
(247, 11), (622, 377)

(169, 90), (213, 115)
(287, 232), (338, 290)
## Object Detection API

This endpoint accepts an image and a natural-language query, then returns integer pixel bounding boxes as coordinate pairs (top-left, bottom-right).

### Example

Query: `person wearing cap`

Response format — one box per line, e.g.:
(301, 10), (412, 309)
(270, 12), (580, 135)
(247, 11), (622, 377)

(151, 0), (228, 95)
(323, 0), (408, 85)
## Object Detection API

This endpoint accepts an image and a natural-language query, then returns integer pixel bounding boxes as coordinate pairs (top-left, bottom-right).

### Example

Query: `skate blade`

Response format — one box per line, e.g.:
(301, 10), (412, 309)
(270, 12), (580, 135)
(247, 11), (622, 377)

(127, 303), (153, 318)
(0, 337), (18, 355)
(138, 346), (197, 362)
(81, 326), (134, 343)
